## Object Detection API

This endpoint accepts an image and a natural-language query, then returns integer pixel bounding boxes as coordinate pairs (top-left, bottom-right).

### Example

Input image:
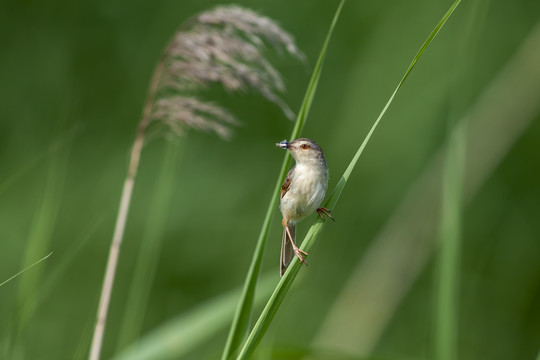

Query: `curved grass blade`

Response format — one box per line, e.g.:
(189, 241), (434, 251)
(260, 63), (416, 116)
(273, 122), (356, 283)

(235, 1), (462, 358)
(113, 274), (275, 360)
(220, 1), (346, 359)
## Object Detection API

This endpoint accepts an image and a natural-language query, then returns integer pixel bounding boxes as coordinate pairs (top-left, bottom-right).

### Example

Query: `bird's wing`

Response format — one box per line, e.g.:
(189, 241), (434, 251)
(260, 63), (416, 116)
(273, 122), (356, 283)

(281, 166), (295, 198)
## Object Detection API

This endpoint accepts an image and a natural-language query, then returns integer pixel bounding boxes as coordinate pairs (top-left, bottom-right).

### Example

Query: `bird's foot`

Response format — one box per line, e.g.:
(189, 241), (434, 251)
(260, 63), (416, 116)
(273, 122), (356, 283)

(284, 220), (309, 265)
(292, 244), (309, 264)
(317, 207), (335, 222)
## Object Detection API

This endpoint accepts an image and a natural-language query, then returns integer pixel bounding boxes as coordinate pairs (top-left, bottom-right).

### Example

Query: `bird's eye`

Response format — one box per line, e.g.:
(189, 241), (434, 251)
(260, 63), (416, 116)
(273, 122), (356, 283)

(301, 144), (309, 149)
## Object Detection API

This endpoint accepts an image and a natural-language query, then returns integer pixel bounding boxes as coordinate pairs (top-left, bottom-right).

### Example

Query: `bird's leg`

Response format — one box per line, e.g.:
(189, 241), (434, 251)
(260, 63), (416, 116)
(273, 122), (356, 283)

(317, 207), (335, 222)
(282, 218), (308, 263)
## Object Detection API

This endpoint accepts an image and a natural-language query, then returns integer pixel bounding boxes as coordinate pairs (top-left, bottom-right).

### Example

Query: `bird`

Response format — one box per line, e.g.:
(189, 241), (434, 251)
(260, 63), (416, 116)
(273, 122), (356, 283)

(276, 138), (334, 277)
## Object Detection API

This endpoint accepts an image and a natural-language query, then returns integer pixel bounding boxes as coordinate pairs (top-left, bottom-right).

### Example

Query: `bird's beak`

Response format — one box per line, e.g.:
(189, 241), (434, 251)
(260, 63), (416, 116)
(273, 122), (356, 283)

(276, 140), (289, 149)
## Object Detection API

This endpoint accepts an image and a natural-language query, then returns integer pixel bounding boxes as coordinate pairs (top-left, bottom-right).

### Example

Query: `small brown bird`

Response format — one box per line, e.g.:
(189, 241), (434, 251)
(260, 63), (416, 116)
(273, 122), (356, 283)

(276, 138), (334, 276)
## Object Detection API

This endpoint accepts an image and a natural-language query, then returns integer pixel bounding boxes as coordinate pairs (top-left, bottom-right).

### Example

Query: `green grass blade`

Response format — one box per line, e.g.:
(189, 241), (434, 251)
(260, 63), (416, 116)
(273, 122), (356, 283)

(436, 1), (486, 358)
(290, 0), (346, 138)
(16, 216), (103, 330)
(0, 252), (52, 287)
(15, 130), (72, 333)
(116, 140), (183, 350)
(436, 121), (465, 360)
(220, 1), (346, 359)
(327, 0), (462, 207)
(268, 344), (384, 360)
(235, 1), (462, 358)
(0, 127), (79, 197)
(312, 18), (540, 354)
(113, 273), (275, 360)
(74, 318), (94, 360)
(1, 217), (101, 359)
(35, 216), (103, 309)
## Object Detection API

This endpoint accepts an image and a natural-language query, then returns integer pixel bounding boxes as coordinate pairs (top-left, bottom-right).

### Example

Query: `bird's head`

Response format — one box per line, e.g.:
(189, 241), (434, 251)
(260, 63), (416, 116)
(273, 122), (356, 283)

(276, 138), (326, 165)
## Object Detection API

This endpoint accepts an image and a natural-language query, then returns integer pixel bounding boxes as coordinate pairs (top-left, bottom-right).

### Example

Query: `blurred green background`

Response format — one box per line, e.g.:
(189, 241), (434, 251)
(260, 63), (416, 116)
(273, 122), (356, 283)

(1, 0), (540, 359)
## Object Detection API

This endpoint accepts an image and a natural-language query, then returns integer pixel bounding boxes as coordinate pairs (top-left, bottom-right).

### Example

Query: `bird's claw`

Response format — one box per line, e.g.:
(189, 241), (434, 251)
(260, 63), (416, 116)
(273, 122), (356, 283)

(317, 207), (335, 222)
(293, 247), (309, 264)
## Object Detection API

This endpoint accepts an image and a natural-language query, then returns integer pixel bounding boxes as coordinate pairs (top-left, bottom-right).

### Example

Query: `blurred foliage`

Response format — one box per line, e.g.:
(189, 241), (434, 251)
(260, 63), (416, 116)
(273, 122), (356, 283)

(1, 0), (539, 359)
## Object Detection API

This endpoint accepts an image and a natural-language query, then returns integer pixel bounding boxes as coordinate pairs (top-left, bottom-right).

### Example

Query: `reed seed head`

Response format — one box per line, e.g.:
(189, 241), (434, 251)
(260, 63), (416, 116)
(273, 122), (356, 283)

(148, 5), (303, 139)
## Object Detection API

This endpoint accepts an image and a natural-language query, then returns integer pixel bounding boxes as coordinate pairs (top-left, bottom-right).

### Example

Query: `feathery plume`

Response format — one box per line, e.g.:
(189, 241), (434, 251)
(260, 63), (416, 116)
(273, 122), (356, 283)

(149, 5), (304, 139)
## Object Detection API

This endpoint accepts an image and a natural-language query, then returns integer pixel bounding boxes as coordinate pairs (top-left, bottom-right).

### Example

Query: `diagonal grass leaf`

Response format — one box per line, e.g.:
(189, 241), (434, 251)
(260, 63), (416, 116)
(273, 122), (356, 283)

(0, 252), (52, 288)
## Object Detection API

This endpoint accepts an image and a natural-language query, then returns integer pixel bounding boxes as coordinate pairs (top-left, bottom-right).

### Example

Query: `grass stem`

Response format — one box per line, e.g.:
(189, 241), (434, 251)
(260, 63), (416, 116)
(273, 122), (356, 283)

(89, 60), (163, 360)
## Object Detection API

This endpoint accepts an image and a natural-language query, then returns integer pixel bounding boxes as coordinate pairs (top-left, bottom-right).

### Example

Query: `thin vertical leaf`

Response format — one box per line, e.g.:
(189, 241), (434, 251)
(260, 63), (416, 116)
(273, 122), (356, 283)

(220, 1), (346, 359)
(15, 126), (71, 332)
(116, 140), (183, 350)
(436, 1), (486, 358)
(436, 121), (465, 360)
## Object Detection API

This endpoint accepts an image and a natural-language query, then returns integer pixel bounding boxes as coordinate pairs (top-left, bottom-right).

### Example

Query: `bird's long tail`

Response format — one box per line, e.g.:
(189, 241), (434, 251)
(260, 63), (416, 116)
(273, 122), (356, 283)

(280, 222), (296, 277)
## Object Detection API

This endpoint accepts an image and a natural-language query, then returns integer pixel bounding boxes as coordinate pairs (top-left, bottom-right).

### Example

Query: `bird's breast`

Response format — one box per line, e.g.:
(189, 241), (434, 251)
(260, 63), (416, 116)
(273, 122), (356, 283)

(281, 163), (328, 222)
